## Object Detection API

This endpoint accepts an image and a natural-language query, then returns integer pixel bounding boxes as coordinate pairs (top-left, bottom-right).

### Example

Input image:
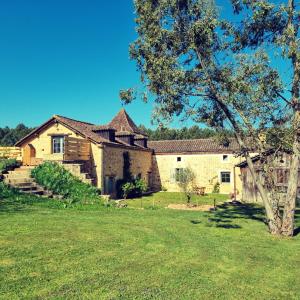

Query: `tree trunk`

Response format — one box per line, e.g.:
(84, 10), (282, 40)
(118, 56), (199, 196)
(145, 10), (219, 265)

(215, 98), (281, 234)
(281, 113), (300, 236)
(244, 153), (282, 235)
(282, 0), (300, 236)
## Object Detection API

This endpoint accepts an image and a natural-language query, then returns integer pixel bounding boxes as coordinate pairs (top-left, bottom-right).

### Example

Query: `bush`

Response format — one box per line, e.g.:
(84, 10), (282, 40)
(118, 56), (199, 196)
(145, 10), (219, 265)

(134, 178), (148, 194)
(213, 182), (220, 194)
(122, 182), (136, 199)
(31, 162), (101, 204)
(0, 182), (19, 198)
(116, 178), (148, 199)
(0, 158), (20, 174)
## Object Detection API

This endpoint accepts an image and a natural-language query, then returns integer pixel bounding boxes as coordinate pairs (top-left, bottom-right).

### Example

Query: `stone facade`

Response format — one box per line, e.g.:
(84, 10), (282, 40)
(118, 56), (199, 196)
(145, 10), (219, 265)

(21, 122), (82, 161)
(152, 153), (244, 195)
(101, 144), (153, 195)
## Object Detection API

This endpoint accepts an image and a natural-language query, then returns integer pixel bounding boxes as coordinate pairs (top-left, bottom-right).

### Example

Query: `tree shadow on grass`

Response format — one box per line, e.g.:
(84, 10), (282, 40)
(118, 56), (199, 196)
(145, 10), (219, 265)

(191, 202), (300, 233)
(191, 201), (265, 230)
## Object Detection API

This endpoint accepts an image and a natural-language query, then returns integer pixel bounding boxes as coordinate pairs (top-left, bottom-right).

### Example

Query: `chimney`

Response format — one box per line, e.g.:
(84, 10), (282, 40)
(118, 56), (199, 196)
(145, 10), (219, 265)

(92, 126), (116, 142)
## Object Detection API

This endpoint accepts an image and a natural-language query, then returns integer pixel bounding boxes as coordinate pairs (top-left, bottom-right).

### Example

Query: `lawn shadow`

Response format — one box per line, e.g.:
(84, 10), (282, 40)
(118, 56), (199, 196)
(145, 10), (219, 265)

(192, 201), (266, 230)
(202, 203), (300, 232)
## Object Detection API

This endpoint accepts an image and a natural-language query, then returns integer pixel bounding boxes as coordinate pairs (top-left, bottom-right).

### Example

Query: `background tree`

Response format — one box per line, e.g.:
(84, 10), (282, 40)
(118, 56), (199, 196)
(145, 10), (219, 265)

(121, 0), (297, 235)
(138, 124), (234, 140)
(0, 124), (34, 146)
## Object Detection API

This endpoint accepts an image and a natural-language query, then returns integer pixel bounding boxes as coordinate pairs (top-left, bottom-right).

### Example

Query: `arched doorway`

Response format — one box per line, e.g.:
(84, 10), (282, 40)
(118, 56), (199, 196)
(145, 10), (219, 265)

(23, 144), (36, 166)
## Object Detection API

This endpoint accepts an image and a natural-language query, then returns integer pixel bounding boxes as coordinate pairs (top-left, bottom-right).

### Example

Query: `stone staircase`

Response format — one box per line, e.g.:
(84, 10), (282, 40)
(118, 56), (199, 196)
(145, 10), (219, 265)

(61, 162), (95, 185)
(3, 166), (52, 196)
(3, 163), (95, 196)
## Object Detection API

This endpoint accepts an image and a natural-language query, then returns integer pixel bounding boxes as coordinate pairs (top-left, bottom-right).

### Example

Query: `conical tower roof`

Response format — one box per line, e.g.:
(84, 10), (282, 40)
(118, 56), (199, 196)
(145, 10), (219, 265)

(108, 108), (145, 135)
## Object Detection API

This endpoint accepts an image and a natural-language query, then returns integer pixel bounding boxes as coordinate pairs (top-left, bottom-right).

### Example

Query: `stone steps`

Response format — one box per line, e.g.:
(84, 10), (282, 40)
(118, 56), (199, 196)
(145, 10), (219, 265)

(61, 163), (95, 185)
(3, 166), (52, 197)
(3, 163), (95, 197)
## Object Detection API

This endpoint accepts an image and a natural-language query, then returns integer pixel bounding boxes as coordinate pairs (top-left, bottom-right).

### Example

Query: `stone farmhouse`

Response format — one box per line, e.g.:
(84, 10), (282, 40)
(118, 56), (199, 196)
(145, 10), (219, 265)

(14, 109), (245, 197)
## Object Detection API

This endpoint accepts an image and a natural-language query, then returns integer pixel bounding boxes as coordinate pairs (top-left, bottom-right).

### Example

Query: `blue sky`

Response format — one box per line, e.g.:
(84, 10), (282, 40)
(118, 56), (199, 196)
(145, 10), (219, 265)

(0, 0), (153, 127)
(0, 0), (290, 128)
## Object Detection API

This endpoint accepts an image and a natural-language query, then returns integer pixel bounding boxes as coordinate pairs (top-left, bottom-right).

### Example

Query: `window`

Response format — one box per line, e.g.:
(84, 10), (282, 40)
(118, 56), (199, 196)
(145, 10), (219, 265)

(177, 157), (181, 162)
(221, 171), (231, 183)
(52, 136), (64, 154)
(222, 155), (229, 162)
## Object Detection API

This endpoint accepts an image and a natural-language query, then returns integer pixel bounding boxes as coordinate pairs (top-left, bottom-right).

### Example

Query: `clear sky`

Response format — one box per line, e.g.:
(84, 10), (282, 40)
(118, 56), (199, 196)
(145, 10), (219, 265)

(0, 0), (155, 128)
(0, 0), (290, 128)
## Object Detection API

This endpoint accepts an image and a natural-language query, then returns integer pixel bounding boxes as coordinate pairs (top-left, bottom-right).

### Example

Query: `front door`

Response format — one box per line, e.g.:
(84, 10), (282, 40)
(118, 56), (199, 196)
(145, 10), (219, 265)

(23, 144), (36, 166)
(104, 176), (115, 195)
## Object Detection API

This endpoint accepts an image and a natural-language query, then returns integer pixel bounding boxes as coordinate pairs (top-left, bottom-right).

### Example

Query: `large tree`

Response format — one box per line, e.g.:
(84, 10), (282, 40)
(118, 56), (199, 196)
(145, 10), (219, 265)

(121, 0), (299, 236)
(230, 0), (300, 236)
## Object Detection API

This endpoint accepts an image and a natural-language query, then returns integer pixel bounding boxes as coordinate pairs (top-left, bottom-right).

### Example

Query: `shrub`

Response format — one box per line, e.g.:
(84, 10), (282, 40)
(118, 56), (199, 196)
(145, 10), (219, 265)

(116, 178), (148, 199)
(0, 158), (20, 174)
(0, 182), (19, 198)
(134, 178), (148, 194)
(122, 182), (136, 199)
(31, 162), (101, 204)
(213, 182), (220, 194)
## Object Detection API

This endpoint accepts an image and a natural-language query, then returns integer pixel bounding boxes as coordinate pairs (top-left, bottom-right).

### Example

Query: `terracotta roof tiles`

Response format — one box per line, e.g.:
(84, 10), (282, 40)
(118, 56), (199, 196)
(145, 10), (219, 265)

(148, 138), (241, 154)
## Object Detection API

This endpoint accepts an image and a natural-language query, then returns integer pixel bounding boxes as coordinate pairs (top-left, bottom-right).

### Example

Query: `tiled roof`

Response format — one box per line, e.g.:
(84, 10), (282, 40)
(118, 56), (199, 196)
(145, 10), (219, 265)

(54, 115), (109, 144)
(91, 125), (116, 131)
(108, 109), (146, 136)
(16, 113), (149, 150)
(148, 138), (241, 154)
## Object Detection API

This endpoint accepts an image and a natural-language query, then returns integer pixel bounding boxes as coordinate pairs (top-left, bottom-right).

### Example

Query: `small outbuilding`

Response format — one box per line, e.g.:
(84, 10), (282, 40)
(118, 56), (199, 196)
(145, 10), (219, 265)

(236, 151), (300, 203)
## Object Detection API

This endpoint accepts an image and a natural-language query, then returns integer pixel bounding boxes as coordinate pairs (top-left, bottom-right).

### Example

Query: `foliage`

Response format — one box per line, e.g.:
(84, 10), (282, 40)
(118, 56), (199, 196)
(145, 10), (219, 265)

(31, 162), (101, 204)
(175, 167), (196, 204)
(122, 182), (136, 199)
(0, 158), (20, 174)
(138, 124), (234, 140)
(134, 178), (148, 193)
(122, 0), (300, 236)
(0, 124), (34, 146)
(119, 179), (148, 199)
(0, 182), (19, 198)
(213, 182), (220, 194)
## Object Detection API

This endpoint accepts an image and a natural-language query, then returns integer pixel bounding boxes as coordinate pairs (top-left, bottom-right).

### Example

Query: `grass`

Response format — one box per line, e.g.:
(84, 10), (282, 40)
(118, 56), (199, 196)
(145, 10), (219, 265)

(0, 193), (300, 299)
(123, 192), (228, 209)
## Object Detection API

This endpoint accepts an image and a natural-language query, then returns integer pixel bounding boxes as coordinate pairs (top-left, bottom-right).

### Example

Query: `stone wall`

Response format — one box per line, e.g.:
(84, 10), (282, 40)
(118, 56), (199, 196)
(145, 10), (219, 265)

(102, 145), (153, 189)
(20, 122), (83, 161)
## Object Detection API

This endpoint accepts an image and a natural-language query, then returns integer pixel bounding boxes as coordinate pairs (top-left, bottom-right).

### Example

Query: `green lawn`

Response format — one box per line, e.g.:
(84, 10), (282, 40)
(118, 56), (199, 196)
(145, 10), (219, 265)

(0, 195), (299, 299)
(123, 192), (228, 209)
